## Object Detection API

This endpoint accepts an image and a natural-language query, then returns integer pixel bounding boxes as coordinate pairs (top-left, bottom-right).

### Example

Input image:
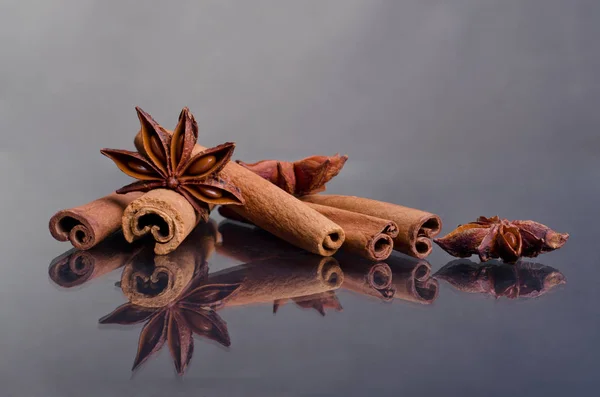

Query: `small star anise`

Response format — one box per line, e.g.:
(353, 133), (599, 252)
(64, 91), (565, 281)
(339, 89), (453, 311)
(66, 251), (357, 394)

(99, 280), (241, 375)
(237, 154), (348, 196)
(434, 216), (569, 263)
(101, 107), (244, 217)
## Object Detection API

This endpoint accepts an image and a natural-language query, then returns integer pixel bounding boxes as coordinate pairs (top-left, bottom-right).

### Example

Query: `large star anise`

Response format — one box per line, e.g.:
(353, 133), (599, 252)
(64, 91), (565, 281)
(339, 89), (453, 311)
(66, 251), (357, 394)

(434, 216), (569, 263)
(99, 280), (240, 375)
(101, 107), (244, 216)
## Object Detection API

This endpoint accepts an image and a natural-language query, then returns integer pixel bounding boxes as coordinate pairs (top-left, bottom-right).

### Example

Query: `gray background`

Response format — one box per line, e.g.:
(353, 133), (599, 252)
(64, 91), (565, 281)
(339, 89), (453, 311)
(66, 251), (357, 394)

(1, 0), (599, 396)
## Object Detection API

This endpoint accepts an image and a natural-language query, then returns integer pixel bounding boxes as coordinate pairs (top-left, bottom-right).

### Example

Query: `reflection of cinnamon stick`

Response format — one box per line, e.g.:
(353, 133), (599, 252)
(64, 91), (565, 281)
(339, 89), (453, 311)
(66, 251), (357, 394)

(339, 260), (395, 302)
(134, 133), (345, 256)
(122, 189), (201, 255)
(301, 195), (442, 259)
(120, 222), (219, 307)
(207, 255), (344, 307)
(387, 256), (439, 304)
(217, 221), (304, 264)
(49, 192), (142, 250)
(48, 233), (141, 288)
(274, 291), (343, 316)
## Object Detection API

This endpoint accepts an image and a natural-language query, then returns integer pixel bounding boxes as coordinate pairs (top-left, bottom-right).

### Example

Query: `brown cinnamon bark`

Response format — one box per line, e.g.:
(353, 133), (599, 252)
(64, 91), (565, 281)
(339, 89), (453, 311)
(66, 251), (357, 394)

(134, 133), (345, 256)
(301, 195), (442, 259)
(339, 260), (395, 302)
(207, 255), (344, 307)
(48, 233), (143, 288)
(120, 222), (219, 307)
(304, 202), (398, 261)
(388, 256), (439, 304)
(218, 204), (397, 261)
(49, 192), (143, 250)
(122, 189), (203, 255)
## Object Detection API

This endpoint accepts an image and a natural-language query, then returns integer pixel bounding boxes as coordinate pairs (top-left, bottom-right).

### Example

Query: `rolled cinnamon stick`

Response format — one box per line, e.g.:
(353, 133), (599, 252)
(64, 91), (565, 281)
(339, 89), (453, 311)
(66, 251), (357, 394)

(339, 260), (395, 302)
(388, 256), (439, 304)
(48, 233), (143, 288)
(301, 195), (442, 259)
(134, 133), (345, 256)
(120, 222), (220, 307)
(122, 189), (202, 255)
(207, 254), (344, 307)
(218, 204), (397, 261)
(304, 202), (397, 261)
(49, 192), (143, 250)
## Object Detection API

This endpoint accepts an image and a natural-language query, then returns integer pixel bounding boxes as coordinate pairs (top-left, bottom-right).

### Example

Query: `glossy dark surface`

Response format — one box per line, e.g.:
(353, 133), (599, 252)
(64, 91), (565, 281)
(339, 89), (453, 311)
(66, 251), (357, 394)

(1, 1), (599, 396)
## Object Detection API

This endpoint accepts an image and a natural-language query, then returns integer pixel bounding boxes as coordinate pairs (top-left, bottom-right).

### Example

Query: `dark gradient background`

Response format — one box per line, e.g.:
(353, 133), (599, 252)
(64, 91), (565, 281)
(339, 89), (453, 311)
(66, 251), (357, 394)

(1, 1), (599, 396)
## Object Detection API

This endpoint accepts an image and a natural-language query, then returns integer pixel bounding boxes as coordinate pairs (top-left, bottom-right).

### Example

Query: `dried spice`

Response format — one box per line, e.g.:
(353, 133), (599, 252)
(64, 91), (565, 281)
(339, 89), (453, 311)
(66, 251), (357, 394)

(434, 216), (569, 263)
(237, 154), (348, 196)
(101, 107), (244, 217)
(434, 260), (566, 299)
(100, 281), (240, 375)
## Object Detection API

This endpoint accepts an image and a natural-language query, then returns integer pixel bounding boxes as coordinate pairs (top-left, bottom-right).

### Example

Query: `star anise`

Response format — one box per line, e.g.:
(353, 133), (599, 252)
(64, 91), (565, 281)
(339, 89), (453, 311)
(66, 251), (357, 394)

(99, 280), (241, 375)
(237, 154), (348, 196)
(434, 260), (566, 299)
(273, 291), (343, 316)
(101, 107), (244, 217)
(434, 216), (569, 263)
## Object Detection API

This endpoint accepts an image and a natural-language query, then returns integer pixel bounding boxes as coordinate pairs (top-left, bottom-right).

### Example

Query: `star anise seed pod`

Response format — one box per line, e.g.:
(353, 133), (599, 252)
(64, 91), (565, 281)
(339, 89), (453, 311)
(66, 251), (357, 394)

(101, 107), (244, 217)
(434, 216), (568, 263)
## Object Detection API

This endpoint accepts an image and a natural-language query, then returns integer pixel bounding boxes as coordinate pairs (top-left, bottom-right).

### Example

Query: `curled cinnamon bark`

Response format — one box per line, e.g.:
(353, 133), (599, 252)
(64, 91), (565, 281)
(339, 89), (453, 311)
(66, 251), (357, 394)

(49, 192), (143, 250)
(122, 189), (203, 255)
(134, 132), (345, 256)
(301, 195), (442, 259)
(218, 204), (397, 261)
(207, 255), (344, 308)
(48, 233), (143, 288)
(388, 256), (439, 304)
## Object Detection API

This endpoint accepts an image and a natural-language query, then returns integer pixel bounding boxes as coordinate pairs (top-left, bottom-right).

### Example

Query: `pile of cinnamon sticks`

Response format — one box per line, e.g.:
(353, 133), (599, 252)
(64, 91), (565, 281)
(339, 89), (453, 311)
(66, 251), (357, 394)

(49, 107), (568, 264)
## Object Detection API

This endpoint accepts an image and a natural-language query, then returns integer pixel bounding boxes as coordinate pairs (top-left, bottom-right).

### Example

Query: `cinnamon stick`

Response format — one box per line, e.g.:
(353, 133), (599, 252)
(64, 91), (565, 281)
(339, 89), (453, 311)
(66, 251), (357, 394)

(339, 260), (395, 302)
(207, 255), (344, 307)
(134, 133), (345, 256)
(49, 192), (142, 250)
(218, 204), (397, 261)
(388, 256), (439, 304)
(122, 189), (203, 255)
(120, 222), (219, 307)
(301, 195), (442, 259)
(48, 233), (142, 288)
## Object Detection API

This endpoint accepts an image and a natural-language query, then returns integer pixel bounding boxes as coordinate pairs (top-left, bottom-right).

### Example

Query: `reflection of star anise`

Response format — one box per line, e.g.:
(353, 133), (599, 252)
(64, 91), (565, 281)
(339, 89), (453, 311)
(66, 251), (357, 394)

(273, 291), (343, 316)
(101, 107), (244, 215)
(237, 154), (348, 196)
(434, 216), (569, 263)
(434, 260), (566, 299)
(99, 281), (240, 375)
